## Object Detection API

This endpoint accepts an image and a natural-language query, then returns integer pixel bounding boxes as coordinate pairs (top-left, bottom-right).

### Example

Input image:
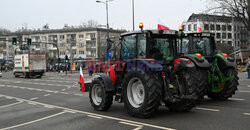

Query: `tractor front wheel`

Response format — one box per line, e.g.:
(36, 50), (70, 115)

(123, 71), (161, 118)
(89, 78), (113, 111)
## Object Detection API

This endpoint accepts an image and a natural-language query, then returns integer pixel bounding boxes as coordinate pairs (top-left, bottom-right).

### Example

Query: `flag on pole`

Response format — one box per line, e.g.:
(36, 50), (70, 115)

(197, 19), (202, 32)
(79, 66), (86, 92)
(158, 18), (170, 30)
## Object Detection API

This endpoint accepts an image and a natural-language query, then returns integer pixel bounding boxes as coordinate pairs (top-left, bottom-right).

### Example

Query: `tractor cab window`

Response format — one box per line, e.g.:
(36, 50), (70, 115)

(180, 37), (213, 56)
(121, 35), (136, 60)
(192, 37), (212, 56)
(137, 34), (146, 58)
(149, 38), (176, 62)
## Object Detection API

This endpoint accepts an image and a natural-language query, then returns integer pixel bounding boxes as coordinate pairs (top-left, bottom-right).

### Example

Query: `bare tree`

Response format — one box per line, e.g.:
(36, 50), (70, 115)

(206, 0), (250, 30)
(87, 20), (98, 27)
(0, 27), (11, 34)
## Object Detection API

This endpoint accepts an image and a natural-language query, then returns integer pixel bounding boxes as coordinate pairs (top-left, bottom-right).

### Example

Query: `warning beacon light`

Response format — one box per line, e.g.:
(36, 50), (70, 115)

(139, 22), (143, 31)
(179, 26), (183, 31)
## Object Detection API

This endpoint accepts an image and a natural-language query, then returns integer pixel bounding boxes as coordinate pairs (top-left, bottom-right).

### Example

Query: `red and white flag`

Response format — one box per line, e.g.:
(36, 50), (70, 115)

(158, 18), (170, 30)
(197, 19), (202, 32)
(79, 66), (86, 92)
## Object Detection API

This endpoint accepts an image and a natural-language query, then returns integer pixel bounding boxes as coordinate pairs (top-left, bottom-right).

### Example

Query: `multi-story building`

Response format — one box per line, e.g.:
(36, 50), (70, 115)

(0, 28), (125, 63)
(182, 14), (249, 50)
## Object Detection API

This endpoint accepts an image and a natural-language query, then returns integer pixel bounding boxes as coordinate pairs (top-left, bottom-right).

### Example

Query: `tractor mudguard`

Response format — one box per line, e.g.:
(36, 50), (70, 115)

(92, 74), (116, 92)
(217, 57), (236, 70)
(125, 59), (163, 72)
(174, 58), (195, 72)
(184, 56), (210, 68)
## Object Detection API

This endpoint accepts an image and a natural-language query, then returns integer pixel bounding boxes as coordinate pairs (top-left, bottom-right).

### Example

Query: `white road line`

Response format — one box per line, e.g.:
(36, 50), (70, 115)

(119, 121), (143, 130)
(239, 90), (250, 93)
(248, 85), (250, 88)
(1, 111), (66, 130)
(29, 97), (38, 100)
(61, 89), (66, 91)
(60, 92), (69, 95)
(243, 113), (250, 116)
(196, 107), (220, 112)
(44, 94), (50, 97)
(0, 101), (23, 109)
(87, 115), (103, 119)
(0, 94), (175, 130)
(43, 105), (55, 109)
(229, 98), (245, 101)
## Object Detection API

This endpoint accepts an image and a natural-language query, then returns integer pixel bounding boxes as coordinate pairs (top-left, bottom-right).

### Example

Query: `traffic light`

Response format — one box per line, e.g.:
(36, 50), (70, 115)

(65, 55), (69, 63)
(12, 37), (17, 45)
(27, 38), (32, 46)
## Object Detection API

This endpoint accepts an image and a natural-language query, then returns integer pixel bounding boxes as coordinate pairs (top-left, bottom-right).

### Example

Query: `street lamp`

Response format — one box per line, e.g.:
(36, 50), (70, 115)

(96, 0), (113, 51)
(132, 0), (135, 31)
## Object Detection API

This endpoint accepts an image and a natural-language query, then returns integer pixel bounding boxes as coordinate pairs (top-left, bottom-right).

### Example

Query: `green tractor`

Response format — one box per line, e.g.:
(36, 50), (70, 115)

(88, 28), (205, 118)
(178, 32), (239, 100)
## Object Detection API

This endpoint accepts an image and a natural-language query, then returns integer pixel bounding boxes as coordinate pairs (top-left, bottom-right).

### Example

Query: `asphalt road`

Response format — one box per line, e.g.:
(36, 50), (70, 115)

(0, 71), (250, 130)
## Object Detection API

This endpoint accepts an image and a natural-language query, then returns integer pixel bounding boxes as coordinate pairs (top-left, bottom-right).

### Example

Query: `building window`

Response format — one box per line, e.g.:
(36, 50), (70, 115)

(72, 43), (76, 47)
(79, 34), (84, 39)
(216, 33), (221, 38)
(228, 33), (232, 39)
(204, 24), (209, 30)
(59, 51), (65, 55)
(41, 36), (47, 41)
(228, 25), (232, 31)
(193, 24), (197, 31)
(60, 35), (65, 40)
(228, 41), (232, 46)
(183, 25), (186, 31)
(217, 41), (221, 44)
(79, 42), (84, 48)
(210, 24), (215, 30)
(216, 25), (221, 31)
(79, 51), (84, 54)
(188, 24), (191, 31)
(222, 33), (226, 39)
(60, 43), (65, 47)
(222, 25), (226, 31)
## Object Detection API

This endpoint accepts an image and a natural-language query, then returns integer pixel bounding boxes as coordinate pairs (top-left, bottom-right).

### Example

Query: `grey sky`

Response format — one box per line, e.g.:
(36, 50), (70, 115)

(0, 0), (207, 31)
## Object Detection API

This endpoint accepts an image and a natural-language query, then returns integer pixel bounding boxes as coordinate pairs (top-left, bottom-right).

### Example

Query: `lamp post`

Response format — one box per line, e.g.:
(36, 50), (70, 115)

(96, 0), (113, 51)
(132, 0), (135, 31)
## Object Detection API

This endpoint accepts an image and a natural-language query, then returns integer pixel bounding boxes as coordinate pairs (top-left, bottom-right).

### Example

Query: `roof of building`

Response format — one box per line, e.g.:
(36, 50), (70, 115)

(0, 27), (126, 37)
(187, 13), (239, 23)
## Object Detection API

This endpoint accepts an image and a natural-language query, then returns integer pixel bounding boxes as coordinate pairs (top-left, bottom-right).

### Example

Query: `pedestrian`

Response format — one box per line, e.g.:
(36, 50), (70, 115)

(246, 56), (250, 79)
(88, 64), (93, 76)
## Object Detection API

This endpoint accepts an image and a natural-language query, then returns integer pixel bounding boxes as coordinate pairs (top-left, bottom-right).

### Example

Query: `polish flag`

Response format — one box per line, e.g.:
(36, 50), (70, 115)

(158, 18), (170, 30)
(197, 19), (202, 32)
(79, 66), (86, 92)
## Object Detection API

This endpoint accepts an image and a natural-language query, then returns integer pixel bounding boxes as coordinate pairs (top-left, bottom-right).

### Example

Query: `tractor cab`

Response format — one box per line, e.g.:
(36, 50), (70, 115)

(178, 32), (217, 61)
(119, 29), (179, 64)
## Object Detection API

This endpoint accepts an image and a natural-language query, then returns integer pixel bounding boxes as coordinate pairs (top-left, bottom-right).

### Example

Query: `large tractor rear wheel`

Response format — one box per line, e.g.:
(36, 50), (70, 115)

(208, 68), (239, 100)
(89, 78), (113, 111)
(166, 69), (198, 112)
(195, 68), (208, 99)
(123, 71), (161, 118)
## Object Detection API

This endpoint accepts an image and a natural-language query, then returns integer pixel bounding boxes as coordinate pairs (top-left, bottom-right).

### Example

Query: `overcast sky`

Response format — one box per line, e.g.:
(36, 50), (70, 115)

(0, 0), (208, 31)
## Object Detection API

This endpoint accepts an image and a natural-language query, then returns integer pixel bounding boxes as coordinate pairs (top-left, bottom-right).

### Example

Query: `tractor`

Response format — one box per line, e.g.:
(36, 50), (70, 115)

(178, 31), (239, 100)
(88, 24), (205, 118)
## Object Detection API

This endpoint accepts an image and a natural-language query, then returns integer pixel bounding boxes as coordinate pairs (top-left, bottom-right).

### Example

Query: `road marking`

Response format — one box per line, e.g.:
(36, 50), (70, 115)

(60, 92), (69, 95)
(43, 105), (55, 109)
(87, 115), (103, 119)
(119, 121), (143, 130)
(243, 113), (250, 116)
(0, 101), (23, 109)
(61, 89), (66, 91)
(196, 107), (220, 112)
(0, 94), (175, 130)
(1, 111), (66, 130)
(30, 97), (38, 100)
(229, 98), (245, 101)
(44, 94), (50, 97)
(239, 90), (250, 93)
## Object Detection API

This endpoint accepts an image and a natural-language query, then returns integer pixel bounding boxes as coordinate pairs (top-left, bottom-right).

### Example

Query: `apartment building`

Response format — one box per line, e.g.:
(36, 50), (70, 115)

(0, 28), (125, 62)
(182, 14), (249, 49)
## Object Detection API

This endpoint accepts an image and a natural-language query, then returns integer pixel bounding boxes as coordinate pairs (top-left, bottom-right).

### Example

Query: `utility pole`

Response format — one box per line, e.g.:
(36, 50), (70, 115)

(132, 0), (135, 31)
(69, 35), (73, 74)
